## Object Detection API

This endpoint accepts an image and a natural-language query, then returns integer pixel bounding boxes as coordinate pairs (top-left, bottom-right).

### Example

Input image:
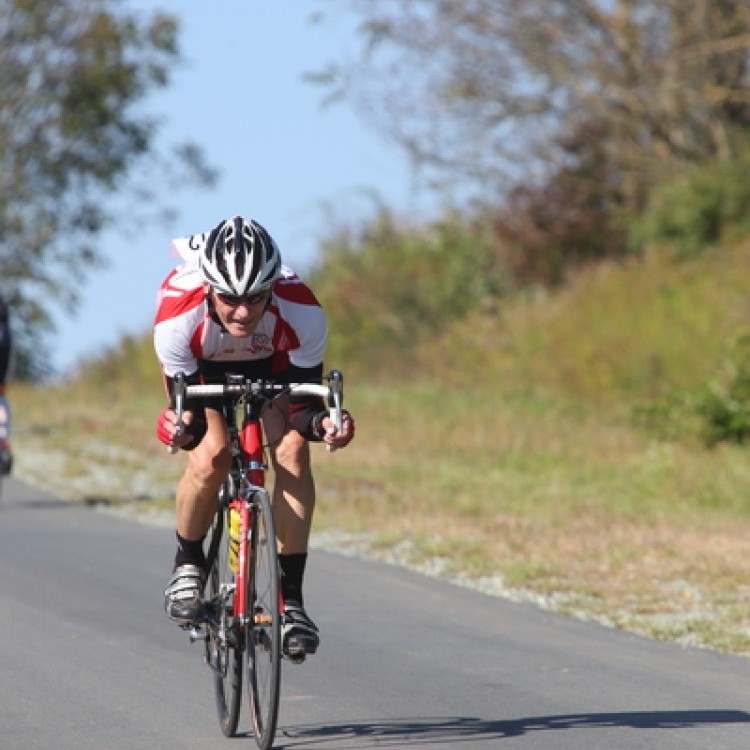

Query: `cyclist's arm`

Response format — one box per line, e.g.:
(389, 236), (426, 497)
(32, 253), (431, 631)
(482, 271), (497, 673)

(274, 279), (329, 441)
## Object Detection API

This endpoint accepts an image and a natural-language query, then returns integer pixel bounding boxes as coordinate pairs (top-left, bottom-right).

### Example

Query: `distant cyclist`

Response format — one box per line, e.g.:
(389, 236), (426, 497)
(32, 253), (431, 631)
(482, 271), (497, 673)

(154, 215), (355, 661)
(0, 297), (12, 475)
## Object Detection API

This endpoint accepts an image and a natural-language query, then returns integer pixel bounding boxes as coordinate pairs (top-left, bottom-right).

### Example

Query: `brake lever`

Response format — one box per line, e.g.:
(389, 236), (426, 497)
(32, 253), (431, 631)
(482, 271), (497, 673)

(168, 372), (186, 455)
(327, 369), (344, 453)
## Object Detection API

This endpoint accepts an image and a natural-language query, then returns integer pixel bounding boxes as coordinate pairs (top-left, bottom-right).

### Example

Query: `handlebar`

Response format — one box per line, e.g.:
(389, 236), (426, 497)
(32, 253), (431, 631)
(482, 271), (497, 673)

(181, 381), (331, 400)
(167, 370), (344, 454)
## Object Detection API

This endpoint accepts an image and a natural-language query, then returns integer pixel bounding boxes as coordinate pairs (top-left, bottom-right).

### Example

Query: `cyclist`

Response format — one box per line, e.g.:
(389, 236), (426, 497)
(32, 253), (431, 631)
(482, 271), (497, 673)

(0, 297), (12, 475)
(154, 215), (355, 661)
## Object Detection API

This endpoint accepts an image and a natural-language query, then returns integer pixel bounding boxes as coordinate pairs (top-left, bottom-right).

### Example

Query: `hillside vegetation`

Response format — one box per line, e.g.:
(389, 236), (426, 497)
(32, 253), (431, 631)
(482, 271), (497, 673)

(10, 231), (750, 656)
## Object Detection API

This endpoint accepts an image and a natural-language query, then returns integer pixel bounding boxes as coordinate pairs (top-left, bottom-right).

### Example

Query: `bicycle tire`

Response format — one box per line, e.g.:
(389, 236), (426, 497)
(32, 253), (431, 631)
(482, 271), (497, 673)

(207, 508), (243, 737)
(246, 488), (281, 750)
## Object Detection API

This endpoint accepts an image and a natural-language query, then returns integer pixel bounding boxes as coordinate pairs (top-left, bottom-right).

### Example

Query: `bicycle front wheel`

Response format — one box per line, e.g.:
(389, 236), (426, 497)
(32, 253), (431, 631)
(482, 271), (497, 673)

(246, 488), (281, 750)
(207, 508), (243, 737)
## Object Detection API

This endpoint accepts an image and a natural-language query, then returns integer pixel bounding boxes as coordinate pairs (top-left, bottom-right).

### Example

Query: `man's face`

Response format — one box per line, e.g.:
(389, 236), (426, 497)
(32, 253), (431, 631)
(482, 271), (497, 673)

(206, 284), (271, 337)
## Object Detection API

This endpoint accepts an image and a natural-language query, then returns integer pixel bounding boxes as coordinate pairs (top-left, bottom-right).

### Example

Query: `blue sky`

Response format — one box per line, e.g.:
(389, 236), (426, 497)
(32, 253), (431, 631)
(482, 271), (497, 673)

(52, 1), (432, 374)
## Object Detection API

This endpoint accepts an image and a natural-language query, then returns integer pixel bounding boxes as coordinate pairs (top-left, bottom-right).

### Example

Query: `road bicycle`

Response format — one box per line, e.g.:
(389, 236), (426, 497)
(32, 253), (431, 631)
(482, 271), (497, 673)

(171, 369), (343, 750)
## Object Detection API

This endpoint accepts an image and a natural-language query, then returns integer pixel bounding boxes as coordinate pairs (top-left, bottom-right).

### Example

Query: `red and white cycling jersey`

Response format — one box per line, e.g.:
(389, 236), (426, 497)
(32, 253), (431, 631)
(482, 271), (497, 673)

(154, 262), (328, 379)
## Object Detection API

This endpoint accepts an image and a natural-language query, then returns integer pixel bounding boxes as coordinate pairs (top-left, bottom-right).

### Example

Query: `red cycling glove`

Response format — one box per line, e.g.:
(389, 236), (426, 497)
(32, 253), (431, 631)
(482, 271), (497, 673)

(156, 407), (174, 447)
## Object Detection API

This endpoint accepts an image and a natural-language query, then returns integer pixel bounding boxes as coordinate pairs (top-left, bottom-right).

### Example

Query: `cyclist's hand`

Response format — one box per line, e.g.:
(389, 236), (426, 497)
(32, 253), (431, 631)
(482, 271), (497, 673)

(322, 410), (355, 449)
(156, 407), (194, 449)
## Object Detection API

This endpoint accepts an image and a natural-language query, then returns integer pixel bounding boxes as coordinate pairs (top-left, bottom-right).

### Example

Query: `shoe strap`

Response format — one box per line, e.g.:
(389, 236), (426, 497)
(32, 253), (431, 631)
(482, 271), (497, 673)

(283, 604), (318, 631)
(165, 564), (205, 599)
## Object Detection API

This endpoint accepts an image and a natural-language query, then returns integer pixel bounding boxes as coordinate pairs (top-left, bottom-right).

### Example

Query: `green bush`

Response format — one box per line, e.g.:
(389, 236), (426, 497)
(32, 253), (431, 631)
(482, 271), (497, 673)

(632, 152), (750, 259)
(698, 334), (750, 446)
(634, 334), (750, 446)
(309, 208), (505, 375)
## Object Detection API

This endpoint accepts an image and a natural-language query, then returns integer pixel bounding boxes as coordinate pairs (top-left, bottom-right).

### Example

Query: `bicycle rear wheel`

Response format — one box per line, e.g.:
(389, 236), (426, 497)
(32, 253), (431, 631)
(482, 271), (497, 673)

(246, 488), (281, 750)
(207, 508), (243, 737)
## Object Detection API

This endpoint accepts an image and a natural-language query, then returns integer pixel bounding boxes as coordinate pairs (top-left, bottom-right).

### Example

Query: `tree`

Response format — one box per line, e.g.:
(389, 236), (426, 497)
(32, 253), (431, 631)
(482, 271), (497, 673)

(0, 0), (216, 378)
(310, 1), (750, 287)
(493, 120), (629, 286)
(313, 1), (750, 203)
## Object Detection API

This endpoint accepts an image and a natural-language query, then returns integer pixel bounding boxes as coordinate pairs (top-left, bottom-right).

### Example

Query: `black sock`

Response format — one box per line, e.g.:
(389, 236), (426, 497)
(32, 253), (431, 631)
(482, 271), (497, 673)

(174, 532), (207, 571)
(279, 552), (308, 606)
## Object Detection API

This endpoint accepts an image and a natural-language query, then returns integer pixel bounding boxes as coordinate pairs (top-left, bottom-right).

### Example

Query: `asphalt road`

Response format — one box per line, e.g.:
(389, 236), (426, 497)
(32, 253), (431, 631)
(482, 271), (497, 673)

(1, 476), (749, 750)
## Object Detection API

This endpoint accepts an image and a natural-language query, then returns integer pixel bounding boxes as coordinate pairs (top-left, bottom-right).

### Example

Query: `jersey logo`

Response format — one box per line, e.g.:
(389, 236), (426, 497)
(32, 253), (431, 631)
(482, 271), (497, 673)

(242, 334), (273, 355)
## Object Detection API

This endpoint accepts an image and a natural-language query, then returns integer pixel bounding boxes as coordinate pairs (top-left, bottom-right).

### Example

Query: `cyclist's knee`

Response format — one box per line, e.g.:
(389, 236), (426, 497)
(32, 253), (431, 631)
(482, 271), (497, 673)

(272, 429), (310, 474)
(186, 444), (232, 488)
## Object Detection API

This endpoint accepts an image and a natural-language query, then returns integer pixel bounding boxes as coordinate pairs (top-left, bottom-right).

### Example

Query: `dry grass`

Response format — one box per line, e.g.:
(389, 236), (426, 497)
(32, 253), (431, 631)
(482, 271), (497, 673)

(310, 383), (750, 654)
(11, 373), (750, 655)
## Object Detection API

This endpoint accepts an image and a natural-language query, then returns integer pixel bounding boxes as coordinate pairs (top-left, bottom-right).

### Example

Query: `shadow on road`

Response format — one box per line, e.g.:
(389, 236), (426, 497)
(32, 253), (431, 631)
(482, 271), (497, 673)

(281, 709), (750, 746)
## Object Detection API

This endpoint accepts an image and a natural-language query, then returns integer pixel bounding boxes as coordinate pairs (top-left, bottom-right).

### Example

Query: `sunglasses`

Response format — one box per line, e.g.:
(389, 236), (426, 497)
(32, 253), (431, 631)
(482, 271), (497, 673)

(214, 289), (271, 307)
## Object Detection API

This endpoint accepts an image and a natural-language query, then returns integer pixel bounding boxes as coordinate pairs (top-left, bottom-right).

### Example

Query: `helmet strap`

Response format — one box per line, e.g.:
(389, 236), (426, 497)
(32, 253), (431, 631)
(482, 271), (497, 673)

(205, 289), (228, 333)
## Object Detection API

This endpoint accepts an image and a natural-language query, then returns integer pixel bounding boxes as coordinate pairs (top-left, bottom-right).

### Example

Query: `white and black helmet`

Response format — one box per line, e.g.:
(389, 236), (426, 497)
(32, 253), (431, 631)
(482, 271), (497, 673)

(199, 216), (281, 296)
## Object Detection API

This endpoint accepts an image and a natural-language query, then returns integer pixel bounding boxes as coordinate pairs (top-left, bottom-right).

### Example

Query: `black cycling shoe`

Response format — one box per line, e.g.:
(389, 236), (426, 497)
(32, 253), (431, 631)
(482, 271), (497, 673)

(164, 564), (206, 625)
(282, 602), (319, 661)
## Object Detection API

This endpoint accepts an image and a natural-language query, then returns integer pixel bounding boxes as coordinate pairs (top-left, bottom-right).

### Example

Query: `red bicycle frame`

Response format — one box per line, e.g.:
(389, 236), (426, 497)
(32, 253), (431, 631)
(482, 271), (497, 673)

(230, 400), (267, 624)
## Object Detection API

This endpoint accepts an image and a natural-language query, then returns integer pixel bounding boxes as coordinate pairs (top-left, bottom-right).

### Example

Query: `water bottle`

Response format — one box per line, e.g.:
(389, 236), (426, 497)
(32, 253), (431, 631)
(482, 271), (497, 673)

(228, 508), (241, 573)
